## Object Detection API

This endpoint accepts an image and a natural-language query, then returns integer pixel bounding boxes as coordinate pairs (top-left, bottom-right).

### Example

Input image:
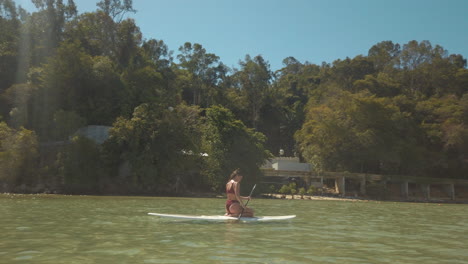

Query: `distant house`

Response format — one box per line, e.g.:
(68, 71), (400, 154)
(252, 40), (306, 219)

(261, 157), (313, 188)
(262, 157), (312, 172)
(72, 125), (111, 144)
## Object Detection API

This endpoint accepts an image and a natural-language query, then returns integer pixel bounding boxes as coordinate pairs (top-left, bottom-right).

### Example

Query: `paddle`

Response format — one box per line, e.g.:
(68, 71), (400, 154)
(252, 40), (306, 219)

(238, 184), (256, 219)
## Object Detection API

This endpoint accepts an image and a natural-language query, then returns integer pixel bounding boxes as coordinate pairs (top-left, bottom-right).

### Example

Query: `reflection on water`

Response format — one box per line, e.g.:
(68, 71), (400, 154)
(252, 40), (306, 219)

(1, 195), (468, 264)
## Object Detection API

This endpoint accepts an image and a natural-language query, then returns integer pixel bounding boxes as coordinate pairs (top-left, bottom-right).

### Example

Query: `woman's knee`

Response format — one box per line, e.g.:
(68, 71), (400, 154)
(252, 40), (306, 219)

(229, 204), (242, 214)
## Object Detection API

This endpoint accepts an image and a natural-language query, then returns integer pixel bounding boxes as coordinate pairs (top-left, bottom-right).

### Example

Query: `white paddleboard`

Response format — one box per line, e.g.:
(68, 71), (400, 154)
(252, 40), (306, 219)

(148, 213), (296, 222)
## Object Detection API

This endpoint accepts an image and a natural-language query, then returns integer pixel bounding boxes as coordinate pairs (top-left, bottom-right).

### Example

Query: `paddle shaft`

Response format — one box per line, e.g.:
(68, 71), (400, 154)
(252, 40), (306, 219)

(238, 184), (256, 219)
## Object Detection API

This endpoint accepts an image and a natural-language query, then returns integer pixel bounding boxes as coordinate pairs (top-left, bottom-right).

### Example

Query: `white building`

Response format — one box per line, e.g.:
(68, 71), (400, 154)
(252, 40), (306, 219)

(73, 125), (111, 144)
(262, 157), (312, 172)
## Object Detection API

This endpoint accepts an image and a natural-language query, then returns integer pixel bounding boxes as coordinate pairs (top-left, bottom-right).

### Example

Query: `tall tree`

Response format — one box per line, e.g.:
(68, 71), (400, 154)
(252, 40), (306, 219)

(262, 57), (320, 156)
(233, 55), (273, 129)
(57, 135), (103, 193)
(29, 0), (77, 56)
(0, 0), (22, 118)
(65, 9), (141, 67)
(177, 42), (227, 107)
(397, 40), (445, 96)
(353, 73), (402, 97)
(296, 90), (412, 174)
(414, 95), (468, 178)
(202, 106), (271, 190)
(0, 122), (39, 187)
(31, 41), (125, 139)
(141, 39), (173, 70)
(368, 40), (401, 72)
(0, 0), (21, 89)
(64, 11), (117, 58)
(106, 103), (204, 193)
(97, 0), (135, 22)
(329, 55), (375, 91)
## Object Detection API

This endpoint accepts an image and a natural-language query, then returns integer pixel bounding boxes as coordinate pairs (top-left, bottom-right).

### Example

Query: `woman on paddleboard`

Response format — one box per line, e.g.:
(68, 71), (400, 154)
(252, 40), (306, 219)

(225, 169), (254, 217)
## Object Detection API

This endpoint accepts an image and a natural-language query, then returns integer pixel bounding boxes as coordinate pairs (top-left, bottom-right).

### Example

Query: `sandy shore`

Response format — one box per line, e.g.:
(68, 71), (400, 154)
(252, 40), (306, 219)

(262, 193), (468, 204)
(264, 193), (373, 202)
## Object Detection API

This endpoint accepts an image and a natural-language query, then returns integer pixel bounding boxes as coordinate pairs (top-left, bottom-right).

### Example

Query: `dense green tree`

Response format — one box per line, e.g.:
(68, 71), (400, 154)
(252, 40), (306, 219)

(21, 0), (77, 67)
(0, 122), (39, 187)
(2, 83), (36, 128)
(177, 42), (228, 107)
(106, 103), (204, 193)
(120, 56), (179, 117)
(97, 0), (135, 22)
(56, 135), (103, 193)
(64, 11), (117, 58)
(141, 39), (173, 70)
(137, 39), (179, 107)
(414, 95), (468, 178)
(232, 55), (273, 129)
(296, 90), (413, 174)
(425, 52), (468, 97)
(65, 10), (141, 68)
(202, 106), (271, 191)
(115, 18), (142, 67)
(0, 0), (21, 90)
(0, 0), (25, 118)
(368, 40), (401, 72)
(397, 40), (450, 97)
(29, 41), (90, 138)
(52, 110), (86, 140)
(259, 57), (318, 156)
(353, 72), (401, 97)
(329, 55), (375, 91)
(30, 40), (126, 139)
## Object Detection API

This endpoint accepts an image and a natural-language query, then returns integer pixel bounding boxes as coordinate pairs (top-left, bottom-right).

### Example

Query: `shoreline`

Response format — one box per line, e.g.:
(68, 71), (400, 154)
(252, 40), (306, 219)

(262, 193), (468, 204)
(2, 192), (468, 204)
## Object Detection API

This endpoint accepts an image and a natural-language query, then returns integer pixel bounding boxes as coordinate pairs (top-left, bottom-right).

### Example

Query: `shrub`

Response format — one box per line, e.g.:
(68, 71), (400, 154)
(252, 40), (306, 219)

(307, 185), (316, 196)
(298, 187), (306, 199)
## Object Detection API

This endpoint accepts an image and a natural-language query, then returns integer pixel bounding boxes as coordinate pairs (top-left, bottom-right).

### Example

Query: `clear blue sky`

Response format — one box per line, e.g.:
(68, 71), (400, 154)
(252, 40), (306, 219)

(17, 0), (468, 71)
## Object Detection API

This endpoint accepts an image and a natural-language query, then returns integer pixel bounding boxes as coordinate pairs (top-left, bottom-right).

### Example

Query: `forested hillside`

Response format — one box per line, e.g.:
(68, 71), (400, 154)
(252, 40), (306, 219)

(1, 0), (467, 194)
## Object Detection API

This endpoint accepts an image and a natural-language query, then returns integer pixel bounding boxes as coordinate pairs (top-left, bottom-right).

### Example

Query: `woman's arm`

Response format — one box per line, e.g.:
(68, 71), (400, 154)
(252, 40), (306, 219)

(234, 183), (250, 208)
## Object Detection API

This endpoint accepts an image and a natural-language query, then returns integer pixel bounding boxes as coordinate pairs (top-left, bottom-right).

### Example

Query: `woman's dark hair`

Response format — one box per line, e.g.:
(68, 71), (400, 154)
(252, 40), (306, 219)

(229, 168), (241, 180)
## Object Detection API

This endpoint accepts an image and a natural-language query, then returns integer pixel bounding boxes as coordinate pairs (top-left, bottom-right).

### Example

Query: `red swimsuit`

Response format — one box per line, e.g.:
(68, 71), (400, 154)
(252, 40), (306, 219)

(226, 181), (239, 214)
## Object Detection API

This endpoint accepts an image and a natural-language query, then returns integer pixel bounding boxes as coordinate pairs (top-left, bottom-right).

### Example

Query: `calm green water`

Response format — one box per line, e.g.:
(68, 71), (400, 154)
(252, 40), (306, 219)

(1, 194), (467, 264)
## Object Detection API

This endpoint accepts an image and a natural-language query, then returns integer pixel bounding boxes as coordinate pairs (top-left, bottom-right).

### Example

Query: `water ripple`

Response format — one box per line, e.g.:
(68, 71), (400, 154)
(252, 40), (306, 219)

(1, 195), (468, 264)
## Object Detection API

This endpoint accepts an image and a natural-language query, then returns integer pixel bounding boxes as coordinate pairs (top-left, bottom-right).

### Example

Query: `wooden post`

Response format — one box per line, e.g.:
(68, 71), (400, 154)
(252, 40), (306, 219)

(359, 176), (366, 195)
(401, 181), (409, 200)
(320, 176), (324, 195)
(443, 184), (455, 200)
(335, 176), (345, 196)
(421, 184), (430, 200)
